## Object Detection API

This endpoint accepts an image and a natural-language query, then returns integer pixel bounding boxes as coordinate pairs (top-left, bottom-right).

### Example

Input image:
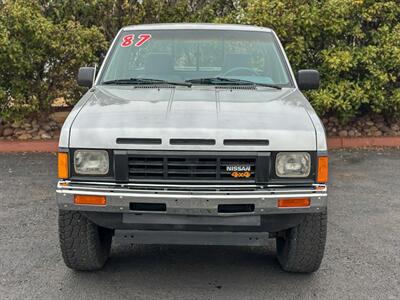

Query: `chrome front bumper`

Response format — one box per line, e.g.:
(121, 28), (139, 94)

(56, 181), (327, 216)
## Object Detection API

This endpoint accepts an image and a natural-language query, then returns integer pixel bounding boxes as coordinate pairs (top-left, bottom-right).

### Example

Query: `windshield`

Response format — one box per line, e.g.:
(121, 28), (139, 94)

(99, 29), (293, 87)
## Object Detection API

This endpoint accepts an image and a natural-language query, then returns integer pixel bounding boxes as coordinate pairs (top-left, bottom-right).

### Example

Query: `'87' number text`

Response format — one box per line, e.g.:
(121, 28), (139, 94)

(121, 34), (152, 48)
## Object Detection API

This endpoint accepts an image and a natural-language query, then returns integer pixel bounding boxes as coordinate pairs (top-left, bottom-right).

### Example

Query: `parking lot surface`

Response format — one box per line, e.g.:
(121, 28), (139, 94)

(0, 150), (399, 299)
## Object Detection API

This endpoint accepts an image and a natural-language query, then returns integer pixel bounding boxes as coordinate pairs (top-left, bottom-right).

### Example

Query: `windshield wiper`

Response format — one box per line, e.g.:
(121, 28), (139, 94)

(102, 78), (192, 87)
(185, 77), (281, 89)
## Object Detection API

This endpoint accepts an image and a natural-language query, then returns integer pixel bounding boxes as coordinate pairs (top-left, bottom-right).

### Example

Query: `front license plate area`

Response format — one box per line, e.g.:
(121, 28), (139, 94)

(122, 214), (261, 226)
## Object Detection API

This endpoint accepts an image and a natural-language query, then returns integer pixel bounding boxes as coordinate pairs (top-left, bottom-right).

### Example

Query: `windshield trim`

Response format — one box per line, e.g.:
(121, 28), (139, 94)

(95, 29), (296, 88)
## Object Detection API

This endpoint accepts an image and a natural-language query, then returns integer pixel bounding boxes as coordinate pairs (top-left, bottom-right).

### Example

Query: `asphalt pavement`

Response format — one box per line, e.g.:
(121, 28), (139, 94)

(0, 150), (399, 299)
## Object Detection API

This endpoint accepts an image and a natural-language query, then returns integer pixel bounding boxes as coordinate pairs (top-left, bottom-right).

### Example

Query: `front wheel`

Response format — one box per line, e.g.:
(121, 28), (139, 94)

(58, 210), (113, 271)
(276, 211), (327, 273)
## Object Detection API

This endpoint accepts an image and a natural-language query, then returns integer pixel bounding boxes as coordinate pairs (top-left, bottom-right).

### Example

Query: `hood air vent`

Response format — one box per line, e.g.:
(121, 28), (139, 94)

(224, 139), (269, 146)
(117, 138), (162, 145)
(170, 139), (216, 145)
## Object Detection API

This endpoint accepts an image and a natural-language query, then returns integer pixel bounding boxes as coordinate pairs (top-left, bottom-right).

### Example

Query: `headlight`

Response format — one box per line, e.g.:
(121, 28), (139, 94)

(74, 150), (109, 175)
(276, 152), (311, 177)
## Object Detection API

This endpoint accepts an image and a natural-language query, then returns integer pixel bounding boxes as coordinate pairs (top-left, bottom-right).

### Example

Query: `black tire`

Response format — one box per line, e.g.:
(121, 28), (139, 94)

(276, 211), (327, 273)
(58, 210), (112, 271)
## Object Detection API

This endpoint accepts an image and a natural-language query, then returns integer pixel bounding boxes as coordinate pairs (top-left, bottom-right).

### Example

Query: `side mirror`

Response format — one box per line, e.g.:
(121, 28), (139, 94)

(297, 69), (320, 90)
(77, 67), (95, 88)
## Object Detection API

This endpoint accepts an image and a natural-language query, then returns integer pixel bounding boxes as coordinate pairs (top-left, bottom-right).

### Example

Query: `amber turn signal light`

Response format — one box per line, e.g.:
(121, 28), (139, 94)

(317, 156), (329, 183)
(278, 198), (310, 208)
(74, 195), (106, 206)
(58, 152), (69, 179)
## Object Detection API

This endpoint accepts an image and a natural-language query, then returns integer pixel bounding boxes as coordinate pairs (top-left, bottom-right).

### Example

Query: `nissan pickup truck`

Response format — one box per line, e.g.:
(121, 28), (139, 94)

(56, 23), (328, 273)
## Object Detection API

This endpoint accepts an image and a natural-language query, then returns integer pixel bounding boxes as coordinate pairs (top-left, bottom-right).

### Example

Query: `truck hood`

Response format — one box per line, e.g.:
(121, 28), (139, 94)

(67, 85), (318, 151)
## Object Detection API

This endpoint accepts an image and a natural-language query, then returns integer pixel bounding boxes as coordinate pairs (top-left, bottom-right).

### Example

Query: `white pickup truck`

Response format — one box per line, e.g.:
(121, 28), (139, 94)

(56, 23), (328, 273)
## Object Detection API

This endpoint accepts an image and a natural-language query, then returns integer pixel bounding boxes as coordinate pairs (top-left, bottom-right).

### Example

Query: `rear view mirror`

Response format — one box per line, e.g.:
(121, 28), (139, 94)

(77, 67), (95, 88)
(297, 69), (320, 90)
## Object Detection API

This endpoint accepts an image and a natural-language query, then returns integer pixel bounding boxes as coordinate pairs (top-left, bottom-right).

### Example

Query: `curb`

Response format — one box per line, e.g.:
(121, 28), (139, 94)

(0, 140), (58, 153)
(327, 136), (400, 149)
(1, 137), (400, 153)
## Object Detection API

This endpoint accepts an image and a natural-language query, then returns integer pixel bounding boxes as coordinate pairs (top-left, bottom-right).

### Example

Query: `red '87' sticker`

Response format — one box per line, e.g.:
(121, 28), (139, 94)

(120, 34), (152, 48)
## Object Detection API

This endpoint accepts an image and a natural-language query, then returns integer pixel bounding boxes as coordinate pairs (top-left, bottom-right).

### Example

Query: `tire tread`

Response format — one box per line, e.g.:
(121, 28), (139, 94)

(58, 210), (111, 271)
(277, 212), (327, 273)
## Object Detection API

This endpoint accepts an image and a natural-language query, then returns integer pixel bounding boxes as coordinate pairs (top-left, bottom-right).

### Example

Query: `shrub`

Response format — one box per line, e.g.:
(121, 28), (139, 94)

(0, 0), (107, 120)
(1, 0), (399, 123)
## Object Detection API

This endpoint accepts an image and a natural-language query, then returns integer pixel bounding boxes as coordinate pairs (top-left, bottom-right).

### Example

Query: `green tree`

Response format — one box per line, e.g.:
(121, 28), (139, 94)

(0, 0), (107, 120)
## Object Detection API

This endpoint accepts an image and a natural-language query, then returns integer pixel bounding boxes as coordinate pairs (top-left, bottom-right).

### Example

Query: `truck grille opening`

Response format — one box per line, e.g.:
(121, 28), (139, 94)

(127, 154), (257, 181)
(218, 204), (255, 213)
(130, 202), (166, 212)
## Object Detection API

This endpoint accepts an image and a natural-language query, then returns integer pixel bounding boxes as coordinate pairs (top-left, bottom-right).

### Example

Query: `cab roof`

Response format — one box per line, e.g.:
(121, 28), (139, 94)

(122, 23), (273, 33)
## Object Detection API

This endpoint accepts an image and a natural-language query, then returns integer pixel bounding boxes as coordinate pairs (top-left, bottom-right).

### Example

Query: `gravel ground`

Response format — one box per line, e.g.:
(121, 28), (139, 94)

(0, 150), (399, 300)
